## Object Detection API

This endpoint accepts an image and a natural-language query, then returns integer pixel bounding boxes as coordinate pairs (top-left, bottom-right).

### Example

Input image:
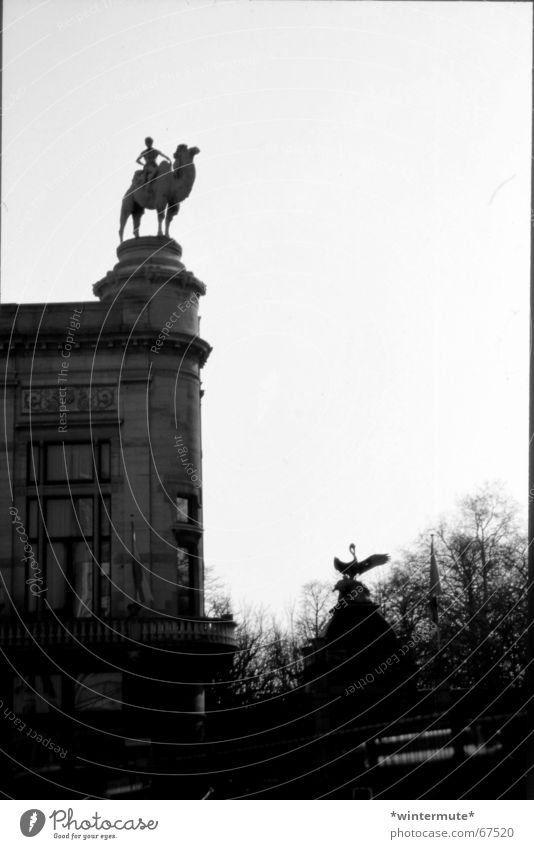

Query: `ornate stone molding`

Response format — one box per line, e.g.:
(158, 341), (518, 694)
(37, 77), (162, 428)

(21, 386), (116, 414)
(93, 237), (206, 301)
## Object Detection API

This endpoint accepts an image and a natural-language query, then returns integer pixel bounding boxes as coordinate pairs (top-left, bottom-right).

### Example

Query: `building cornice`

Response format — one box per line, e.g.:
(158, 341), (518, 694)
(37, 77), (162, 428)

(1, 334), (212, 365)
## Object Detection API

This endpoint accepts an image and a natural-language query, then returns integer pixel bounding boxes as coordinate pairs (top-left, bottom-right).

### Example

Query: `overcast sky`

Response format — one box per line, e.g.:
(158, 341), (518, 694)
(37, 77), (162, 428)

(2, 0), (531, 614)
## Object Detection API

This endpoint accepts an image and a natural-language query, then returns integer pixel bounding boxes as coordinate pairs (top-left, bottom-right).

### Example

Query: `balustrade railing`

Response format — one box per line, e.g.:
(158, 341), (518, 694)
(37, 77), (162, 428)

(0, 616), (236, 647)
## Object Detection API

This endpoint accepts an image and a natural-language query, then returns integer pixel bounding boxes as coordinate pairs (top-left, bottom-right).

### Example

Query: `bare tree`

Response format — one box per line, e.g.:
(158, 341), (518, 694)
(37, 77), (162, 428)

(375, 483), (527, 690)
(294, 580), (336, 644)
(204, 577), (303, 709)
(204, 564), (232, 617)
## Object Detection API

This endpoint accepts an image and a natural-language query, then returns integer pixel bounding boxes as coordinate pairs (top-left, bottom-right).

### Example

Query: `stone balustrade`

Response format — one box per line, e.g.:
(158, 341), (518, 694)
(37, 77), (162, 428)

(0, 616), (237, 648)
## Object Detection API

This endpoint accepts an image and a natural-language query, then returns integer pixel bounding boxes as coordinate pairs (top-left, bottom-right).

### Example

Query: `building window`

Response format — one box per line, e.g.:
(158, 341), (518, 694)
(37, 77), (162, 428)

(176, 545), (192, 614)
(45, 443), (93, 482)
(24, 440), (112, 618)
(26, 440), (110, 484)
(175, 496), (190, 522)
(27, 443), (40, 484)
(13, 674), (62, 714)
(74, 673), (122, 711)
(99, 442), (111, 481)
(46, 497), (93, 537)
(99, 497), (112, 616)
(27, 496), (111, 617)
(175, 493), (199, 525)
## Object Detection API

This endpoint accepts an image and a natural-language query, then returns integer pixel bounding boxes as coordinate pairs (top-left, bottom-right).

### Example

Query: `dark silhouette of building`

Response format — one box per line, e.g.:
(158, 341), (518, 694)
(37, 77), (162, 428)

(0, 235), (236, 798)
(0, 235), (526, 800)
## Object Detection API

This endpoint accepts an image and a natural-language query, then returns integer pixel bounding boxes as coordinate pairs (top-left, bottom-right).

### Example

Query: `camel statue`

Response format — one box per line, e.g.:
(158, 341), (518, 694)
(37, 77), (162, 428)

(119, 144), (200, 242)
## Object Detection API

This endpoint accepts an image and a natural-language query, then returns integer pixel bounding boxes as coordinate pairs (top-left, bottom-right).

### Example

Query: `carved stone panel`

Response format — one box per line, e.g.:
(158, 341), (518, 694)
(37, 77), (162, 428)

(21, 386), (116, 414)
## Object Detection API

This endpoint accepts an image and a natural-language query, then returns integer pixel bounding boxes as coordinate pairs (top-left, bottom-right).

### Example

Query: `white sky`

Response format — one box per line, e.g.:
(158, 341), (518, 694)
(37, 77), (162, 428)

(2, 0), (531, 614)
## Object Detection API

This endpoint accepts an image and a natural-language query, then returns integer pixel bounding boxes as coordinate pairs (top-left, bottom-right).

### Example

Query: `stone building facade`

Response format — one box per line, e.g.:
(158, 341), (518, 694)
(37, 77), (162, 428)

(0, 236), (235, 797)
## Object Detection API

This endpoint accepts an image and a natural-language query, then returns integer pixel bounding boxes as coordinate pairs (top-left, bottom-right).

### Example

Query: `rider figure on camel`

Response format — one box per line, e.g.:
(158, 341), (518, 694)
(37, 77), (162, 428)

(136, 137), (171, 188)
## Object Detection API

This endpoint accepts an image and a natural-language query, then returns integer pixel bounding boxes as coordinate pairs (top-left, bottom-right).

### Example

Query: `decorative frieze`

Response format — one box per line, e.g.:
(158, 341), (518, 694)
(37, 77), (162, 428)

(21, 386), (116, 414)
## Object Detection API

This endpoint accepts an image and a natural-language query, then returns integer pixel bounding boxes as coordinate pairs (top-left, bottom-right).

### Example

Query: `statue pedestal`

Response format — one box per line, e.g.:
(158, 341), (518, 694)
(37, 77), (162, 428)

(322, 602), (400, 689)
(303, 601), (414, 730)
(325, 601), (398, 651)
(115, 235), (183, 270)
(93, 236), (205, 303)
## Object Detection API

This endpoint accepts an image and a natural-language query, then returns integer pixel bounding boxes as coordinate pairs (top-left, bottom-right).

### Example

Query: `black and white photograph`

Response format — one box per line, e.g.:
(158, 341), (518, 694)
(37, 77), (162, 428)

(0, 0), (532, 839)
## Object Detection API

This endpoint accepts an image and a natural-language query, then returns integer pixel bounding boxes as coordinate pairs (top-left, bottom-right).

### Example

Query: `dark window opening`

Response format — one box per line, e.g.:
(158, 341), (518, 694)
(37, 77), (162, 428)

(25, 495), (111, 619)
(27, 440), (111, 485)
(27, 443), (40, 484)
(175, 493), (200, 525)
(25, 440), (112, 619)
(45, 443), (94, 483)
(176, 545), (193, 614)
(175, 496), (190, 522)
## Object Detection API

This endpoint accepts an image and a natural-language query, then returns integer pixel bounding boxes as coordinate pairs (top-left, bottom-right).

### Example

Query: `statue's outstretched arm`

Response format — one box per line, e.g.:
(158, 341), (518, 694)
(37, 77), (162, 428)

(152, 149), (171, 163)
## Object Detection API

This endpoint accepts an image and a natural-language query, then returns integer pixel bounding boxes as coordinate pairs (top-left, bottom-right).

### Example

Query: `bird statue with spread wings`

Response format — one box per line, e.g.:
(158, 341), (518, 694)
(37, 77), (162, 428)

(333, 543), (390, 604)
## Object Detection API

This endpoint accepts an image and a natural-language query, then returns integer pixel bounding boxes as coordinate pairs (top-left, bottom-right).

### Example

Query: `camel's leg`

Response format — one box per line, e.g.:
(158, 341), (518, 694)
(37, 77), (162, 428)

(157, 206), (165, 236)
(119, 205), (130, 243)
(132, 203), (144, 239)
(165, 203), (179, 237)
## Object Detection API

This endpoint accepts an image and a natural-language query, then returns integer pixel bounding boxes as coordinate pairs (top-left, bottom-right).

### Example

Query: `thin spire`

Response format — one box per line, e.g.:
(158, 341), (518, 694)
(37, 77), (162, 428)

(429, 533), (441, 645)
